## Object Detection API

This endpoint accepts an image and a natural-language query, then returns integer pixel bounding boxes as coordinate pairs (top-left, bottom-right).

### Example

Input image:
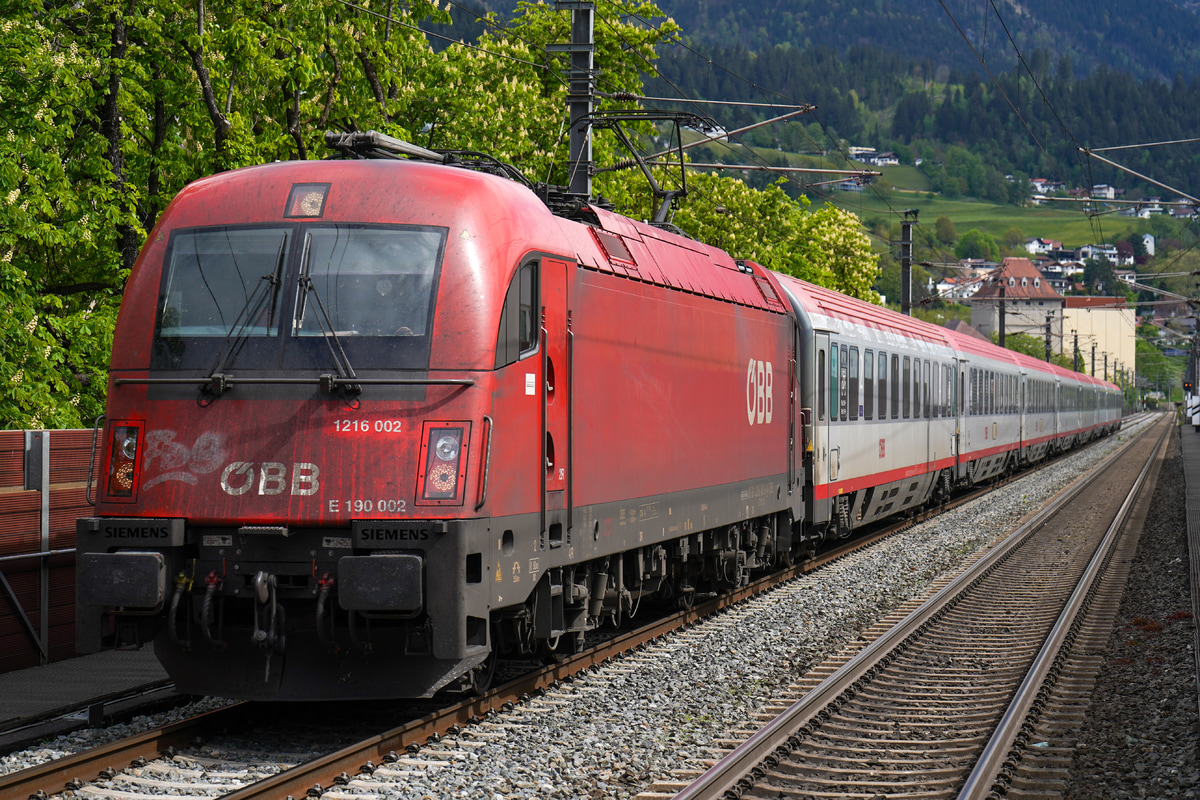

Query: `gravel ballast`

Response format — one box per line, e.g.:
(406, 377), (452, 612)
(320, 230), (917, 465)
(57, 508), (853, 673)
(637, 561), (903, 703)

(4, 417), (1192, 800)
(1063, 428), (1199, 799)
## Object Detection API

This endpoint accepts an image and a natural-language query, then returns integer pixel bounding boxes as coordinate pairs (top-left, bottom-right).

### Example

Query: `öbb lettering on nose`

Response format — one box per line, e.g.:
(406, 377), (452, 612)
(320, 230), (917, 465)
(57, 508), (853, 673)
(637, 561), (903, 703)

(219, 462), (320, 496)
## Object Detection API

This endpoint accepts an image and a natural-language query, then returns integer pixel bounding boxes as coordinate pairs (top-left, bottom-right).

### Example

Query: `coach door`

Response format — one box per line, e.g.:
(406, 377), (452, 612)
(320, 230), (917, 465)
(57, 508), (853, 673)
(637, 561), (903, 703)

(812, 332), (833, 528)
(542, 258), (571, 549)
(955, 359), (966, 481)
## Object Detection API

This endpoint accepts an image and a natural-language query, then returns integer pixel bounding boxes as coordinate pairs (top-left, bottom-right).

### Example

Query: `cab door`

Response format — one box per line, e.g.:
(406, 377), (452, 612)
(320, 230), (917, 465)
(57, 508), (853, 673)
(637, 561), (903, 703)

(541, 258), (570, 549)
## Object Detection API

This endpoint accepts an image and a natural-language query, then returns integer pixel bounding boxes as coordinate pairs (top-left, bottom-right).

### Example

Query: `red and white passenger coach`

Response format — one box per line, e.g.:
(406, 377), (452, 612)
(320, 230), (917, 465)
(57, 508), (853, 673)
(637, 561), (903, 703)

(77, 133), (1121, 700)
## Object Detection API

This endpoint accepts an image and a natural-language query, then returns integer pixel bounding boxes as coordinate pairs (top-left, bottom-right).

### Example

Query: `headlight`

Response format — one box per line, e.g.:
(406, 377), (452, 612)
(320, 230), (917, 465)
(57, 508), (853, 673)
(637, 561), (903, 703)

(120, 434), (139, 461)
(417, 424), (469, 504)
(105, 423), (142, 500)
(435, 434), (460, 462)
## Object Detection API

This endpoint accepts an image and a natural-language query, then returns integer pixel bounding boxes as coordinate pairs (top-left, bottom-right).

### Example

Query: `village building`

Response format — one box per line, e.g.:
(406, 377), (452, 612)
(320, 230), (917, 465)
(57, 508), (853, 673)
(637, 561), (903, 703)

(1061, 296), (1137, 382)
(969, 257), (1064, 346)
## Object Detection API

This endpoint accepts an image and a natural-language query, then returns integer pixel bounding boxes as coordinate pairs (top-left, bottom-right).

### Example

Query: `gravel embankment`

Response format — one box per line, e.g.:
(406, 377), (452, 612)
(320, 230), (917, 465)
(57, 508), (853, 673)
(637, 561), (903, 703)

(2, 418), (1181, 800)
(1063, 428), (1199, 799)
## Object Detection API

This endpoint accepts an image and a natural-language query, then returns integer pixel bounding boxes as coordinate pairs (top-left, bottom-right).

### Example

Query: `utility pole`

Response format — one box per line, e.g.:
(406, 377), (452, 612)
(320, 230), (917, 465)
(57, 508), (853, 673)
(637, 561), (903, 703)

(551, 1), (595, 199)
(1073, 330), (1080, 372)
(1091, 342), (1096, 376)
(900, 209), (917, 316)
(1104, 353), (1109, 382)
(1044, 313), (1053, 362)
(998, 283), (1006, 348)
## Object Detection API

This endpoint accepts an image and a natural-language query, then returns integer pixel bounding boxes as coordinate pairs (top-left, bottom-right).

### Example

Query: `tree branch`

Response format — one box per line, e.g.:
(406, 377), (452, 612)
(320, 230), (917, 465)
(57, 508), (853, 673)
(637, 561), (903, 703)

(182, 38), (233, 155)
(356, 47), (390, 122)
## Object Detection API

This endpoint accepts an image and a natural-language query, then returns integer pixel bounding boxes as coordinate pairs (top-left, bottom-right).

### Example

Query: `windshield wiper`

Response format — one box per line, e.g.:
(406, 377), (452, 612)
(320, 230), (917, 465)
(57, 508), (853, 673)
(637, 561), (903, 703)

(206, 236), (286, 394)
(295, 274), (360, 394)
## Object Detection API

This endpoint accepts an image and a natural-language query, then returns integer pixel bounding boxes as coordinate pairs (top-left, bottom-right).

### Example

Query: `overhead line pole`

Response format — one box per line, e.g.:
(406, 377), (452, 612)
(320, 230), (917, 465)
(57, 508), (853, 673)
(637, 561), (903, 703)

(550, 1), (595, 199)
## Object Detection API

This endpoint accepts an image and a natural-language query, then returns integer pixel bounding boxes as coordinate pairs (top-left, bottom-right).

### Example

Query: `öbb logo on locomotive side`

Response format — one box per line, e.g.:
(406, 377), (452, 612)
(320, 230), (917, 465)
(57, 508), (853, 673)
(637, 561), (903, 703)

(746, 359), (774, 425)
(220, 462), (320, 496)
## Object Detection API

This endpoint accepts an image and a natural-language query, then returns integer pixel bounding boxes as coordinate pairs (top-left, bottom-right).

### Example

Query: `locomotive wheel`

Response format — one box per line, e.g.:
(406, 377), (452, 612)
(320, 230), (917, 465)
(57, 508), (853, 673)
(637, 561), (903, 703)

(468, 647), (499, 695)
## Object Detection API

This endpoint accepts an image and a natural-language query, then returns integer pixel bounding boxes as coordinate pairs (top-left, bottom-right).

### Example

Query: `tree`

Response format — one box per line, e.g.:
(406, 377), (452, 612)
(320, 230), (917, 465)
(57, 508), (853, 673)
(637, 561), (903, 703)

(653, 175), (880, 300)
(992, 332), (1072, 369)
(935, 215), (957, 245)
(1002, 227), (1026, 251)
(955, 229), (1000, 261)
(1083, 256), (1116, 293)
(0, 0), (885, 428)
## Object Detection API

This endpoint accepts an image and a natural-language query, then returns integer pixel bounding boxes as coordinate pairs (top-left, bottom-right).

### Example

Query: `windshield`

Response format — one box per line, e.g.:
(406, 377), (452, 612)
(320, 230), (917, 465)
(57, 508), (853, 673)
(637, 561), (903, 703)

(157, 228), (289, 338)
(294, 227), (442, 338)
(151, 223), (447, 372)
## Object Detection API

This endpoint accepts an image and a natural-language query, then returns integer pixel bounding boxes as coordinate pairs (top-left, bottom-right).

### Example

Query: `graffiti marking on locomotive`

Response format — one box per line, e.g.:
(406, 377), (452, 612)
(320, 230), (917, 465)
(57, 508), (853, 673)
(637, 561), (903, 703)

(746, 359), (774, 425)
(142, 430), (227, 489)
(219, 461), (320, 496)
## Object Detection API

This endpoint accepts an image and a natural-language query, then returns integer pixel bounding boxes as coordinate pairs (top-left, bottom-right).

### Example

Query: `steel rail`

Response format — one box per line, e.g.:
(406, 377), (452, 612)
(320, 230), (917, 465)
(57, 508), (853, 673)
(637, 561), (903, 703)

(0, 702), (256, 799)
(217, 566), (799, 800)
(5, 420), (1144, 799)
(672, 416), (1162, 800)
(958, 418), (1171, 798)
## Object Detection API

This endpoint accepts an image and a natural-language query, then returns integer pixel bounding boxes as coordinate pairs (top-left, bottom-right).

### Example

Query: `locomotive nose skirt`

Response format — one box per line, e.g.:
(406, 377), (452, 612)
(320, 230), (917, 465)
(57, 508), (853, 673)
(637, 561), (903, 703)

(337, 554), (424, 613)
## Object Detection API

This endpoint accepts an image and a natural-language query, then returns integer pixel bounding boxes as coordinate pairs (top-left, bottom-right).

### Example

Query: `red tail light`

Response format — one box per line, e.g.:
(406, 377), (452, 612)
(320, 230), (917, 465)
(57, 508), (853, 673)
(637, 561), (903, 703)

(416, 422), (470, 505)
(105, 421), (144, 501)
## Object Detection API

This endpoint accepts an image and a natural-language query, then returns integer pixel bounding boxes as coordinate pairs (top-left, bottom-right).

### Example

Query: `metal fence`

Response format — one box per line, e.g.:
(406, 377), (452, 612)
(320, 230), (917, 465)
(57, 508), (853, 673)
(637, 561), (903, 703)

(0, 429), (93, 672)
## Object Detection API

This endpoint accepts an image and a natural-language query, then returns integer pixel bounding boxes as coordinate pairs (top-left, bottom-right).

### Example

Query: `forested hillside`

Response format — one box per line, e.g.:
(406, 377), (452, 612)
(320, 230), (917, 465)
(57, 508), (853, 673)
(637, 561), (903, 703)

(654, 0), (1200, 83)
(644, 43), (1200, 203)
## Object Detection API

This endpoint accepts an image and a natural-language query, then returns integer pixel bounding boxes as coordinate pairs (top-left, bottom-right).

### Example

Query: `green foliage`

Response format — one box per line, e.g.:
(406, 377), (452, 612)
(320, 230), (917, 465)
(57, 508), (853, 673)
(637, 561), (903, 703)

(934, 215), (957, 245)
(955, 229), (1000, 261)
(990, 332), (1073, 369)
(620, 173), (880, 300)
(1136, 338), (1184, 402)
(0, 0), (882, 428)
(654, 0), (1200, 88)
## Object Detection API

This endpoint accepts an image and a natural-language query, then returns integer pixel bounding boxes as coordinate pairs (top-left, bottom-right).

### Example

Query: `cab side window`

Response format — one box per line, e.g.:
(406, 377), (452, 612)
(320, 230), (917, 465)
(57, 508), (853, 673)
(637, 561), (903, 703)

(494, 261), (538, 368)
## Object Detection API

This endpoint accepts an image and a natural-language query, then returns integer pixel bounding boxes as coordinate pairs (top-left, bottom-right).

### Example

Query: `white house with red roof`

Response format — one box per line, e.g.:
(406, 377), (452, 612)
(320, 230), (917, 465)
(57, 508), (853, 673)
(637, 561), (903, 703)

(969, 257), (1065, 346)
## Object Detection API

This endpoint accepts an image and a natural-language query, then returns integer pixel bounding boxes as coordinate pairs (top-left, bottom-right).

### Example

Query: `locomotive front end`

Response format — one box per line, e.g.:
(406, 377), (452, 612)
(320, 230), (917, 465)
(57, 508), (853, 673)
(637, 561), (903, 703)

(77, 159), (533, 699)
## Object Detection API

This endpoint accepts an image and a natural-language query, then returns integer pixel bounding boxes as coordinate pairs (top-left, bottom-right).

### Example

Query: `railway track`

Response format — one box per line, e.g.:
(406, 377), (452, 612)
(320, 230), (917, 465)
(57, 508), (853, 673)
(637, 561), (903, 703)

(3, 421), (1151, 800)
(658, 414), (1169, 800)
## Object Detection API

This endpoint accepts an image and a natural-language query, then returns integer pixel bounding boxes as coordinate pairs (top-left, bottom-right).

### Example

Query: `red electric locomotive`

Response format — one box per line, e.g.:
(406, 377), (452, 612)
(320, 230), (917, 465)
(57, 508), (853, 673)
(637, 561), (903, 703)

(77, 133), (802, 699)
(77, 131), (1121, 701)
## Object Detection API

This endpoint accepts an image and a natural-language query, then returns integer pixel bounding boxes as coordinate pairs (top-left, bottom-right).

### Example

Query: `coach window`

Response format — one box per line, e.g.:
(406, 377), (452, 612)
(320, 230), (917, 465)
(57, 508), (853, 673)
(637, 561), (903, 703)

(839, 344), (849, 421)
(818, 349), (826, 421)
(923, 360), (931, 418)
(944, 364), (953, 417)
(902, 356), (912, 419)
(932, 364), (940, 417)
(915, 360), (923, 418)
(891, 354), (900, 418)
(879, 352), (888, 420)
(970, 368), (977, 415)
(494, 260), (538, 368)
(830, 344), (840, 421)
(864, 349), (874, 420)
(848, 347), (859, 421)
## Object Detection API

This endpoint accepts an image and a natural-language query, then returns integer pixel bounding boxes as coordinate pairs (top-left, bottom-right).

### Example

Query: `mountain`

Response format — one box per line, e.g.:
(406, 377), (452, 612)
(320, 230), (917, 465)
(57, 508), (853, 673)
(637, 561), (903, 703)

(654, 0), (1200, 82)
